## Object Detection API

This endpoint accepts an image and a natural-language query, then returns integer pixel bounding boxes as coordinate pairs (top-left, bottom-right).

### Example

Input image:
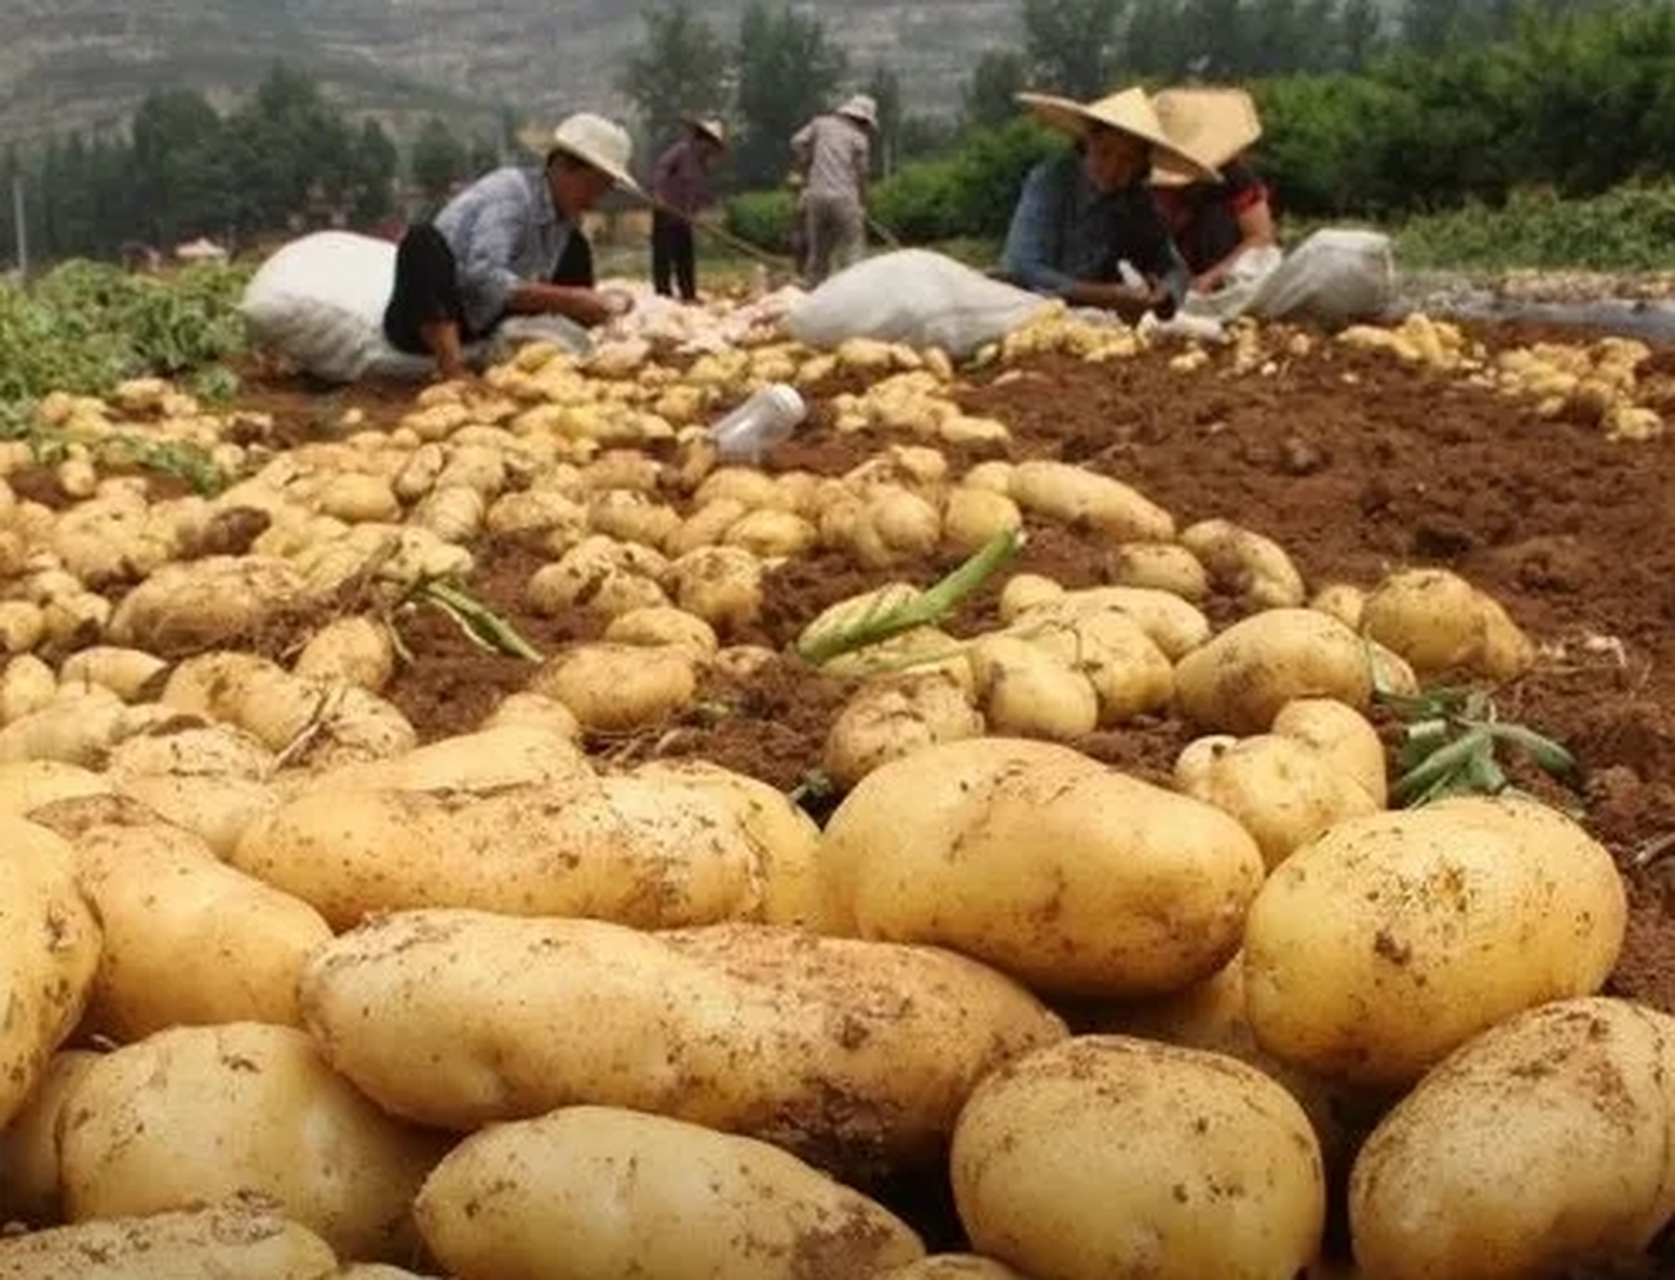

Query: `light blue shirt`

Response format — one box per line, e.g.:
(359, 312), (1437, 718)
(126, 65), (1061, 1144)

(433, 167), (574, 336)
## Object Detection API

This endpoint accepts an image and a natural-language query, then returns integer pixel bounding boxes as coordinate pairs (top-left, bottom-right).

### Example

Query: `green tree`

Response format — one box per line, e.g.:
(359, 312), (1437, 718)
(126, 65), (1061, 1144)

(1337, 0), (1385, 69)
(1120, 0), (1189, 78)
(1177, 0), (1247, 77)
(618, 1), (732, 154)
(864, 65), (905, 178)
(468, 135), (500, 177)
(963, 49), (1030, 130)
(225, 64), (354, 233)
(1022, 0), (1126, 98)
(130, 89), (232, 244)
(411, 116), (470, 201)
(732, 2), (847, 187)
(349, 119), (399, 226)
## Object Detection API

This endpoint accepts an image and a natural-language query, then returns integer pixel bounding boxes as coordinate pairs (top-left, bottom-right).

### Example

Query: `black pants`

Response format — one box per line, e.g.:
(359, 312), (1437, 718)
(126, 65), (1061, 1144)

(651, 210), (697, 301)
(383, 222), (599, 354)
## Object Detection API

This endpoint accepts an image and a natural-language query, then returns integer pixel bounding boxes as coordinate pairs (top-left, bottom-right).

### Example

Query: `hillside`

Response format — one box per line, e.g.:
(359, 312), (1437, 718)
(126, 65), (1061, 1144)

(0, 0), (1015, 146)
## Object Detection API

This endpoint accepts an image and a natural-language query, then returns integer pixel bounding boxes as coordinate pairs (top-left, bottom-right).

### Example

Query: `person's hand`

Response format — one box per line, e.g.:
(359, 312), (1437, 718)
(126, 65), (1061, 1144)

(560, 290), (619, 328)
(1192, 271), (1228, 295)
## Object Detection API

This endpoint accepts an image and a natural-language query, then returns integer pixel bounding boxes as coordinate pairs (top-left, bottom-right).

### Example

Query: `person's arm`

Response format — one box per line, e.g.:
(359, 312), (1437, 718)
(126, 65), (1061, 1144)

(1193, 192), (1277, 293)
(451, 178), (528, 326)
(789, 121), (815, 175)
(502, 281), (615, 327)
(854, 134), (870, 208)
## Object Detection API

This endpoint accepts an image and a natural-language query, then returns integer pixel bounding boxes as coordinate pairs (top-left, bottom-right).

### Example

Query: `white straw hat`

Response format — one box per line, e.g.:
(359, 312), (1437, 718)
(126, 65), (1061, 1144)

(547, 112), (644, 195)
(687, 116), (728, 148)
(1149, 87), (1264, 186)
(836, 94), (879, 129)
(1016, 86), (1220, 182)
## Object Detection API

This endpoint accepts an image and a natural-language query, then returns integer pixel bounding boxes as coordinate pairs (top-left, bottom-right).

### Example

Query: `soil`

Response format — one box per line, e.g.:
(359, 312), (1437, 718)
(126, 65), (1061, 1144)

(232, 317), (1675, 1275)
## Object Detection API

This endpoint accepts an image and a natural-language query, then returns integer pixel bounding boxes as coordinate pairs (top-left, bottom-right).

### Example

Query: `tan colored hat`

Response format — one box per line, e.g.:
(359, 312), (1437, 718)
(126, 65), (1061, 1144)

(836, 94), (879, 129)
(1149, 87), (1263, 186)
(1017, 86), (1220, 182)
(524, 112), (643, 195)
(687, 116), (728, 148)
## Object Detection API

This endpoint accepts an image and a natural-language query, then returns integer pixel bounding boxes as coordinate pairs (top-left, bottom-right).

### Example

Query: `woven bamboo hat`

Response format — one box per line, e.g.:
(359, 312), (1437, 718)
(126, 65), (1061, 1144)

(1149, 87), (1263, 186)
(1016, 86), (1220, 182)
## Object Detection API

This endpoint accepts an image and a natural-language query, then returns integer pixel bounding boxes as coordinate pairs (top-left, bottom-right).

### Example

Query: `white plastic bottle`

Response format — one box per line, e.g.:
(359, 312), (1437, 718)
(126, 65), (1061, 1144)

(709, 383), (807, 464)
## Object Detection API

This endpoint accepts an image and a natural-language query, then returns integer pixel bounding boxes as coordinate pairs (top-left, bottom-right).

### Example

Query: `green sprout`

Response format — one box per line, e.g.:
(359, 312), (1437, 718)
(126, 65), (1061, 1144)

(417, 579), (545, 663)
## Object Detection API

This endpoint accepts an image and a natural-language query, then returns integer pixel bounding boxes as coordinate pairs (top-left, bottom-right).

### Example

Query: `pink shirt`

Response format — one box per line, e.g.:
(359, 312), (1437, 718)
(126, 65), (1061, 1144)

(652, 139), (713, 214)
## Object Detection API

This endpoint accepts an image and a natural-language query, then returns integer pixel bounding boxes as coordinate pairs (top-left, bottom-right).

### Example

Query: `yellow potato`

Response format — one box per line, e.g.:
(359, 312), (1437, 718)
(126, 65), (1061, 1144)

(1244, 795), (1627, 1087)
(1022, 586), (1212, 661)
(821, 739), (1264, 998)
(604, 604), (720, 658)
(951, 1037), (1326, 1280)
(1174, 608), (1374, 734)
(1109, 542), (1210, 602)
(111, 774), (280, 859)
(1271, 697), (1388, 807)
(288, 723), (591, 796)
(106, 555), (307, 655)
(58, 1022), (448, 1263)
(1309, 582), (1365, 630)
(1351, 998), (1675, 1280)
(880, 1257), (1031, 1279)
(823, 671), (986, 793)
(1004, 604), (1176, 723)
(291, 615), (397, 692)
(414, 1106), (926, 1280)
(1181, 517), (1306, 609)
(300, 911), (1066, 1178)
(1360, 568), (1536, 681)
(0, 819), (101, 1128)
(942, 488), (1023, 556)
(0, 760), (112, 817)
(967, 634), (1100, 741)
(0, 1049), (100, 1227)
(0, 1200), (340, 1279)
(1009, 461), (1175, 540)
(528, 641), (697, 733)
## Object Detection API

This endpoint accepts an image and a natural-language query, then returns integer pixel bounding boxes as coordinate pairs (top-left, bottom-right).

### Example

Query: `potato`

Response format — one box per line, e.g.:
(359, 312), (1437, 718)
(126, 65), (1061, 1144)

(997, 573), (1064, 621)
(289, 723), (591, 796)
(1009, 460), (1175, 540)
(850, 488), (943, 569)
(823, 672), (986, 792)
(56, 646), (167, 701)
(0, 655), (57, 725)
(0, 1050), (99, 1227)
(604, 604), (720, 658)
(104, 721), (276, 780)
(292, 615), (397, 692)
(1360, 568), (1536, 681)
(951, 1037), (1326, 1280)
(1024, 585), (1212, 661)
(0, 760), (112, 817)
(663, 545), (764, 632)
(724, 507), (818, 559)
(967, 635), (1100, 741)
(628, 758), (836, 932)
(478, 689), (584, 740)
(1172, 733), (1382, 870)
(1309, 582), (1365, 630)
(1109, 542), (1210, 601)
(942, 488), (1023, 556)
(1180, 517), (1306, 609)
(67, 819), (332, 1038)
(1349, 998), (1675, 1280)
(1005, 605), (1175, 723)
(1174, 608), (1374, 734)
(880, 1256), (1031, 1279)
(1271, 697), (1388, 806)
(527, 641), (697, 733)
(106, 555), (307, 655)
(1244, 795), (1627, 1086)
(820, 739), (1265, 998)
(300, 911), (1066, 1176)
(0, 820), (101, 1127)
(234, 775), (768, 930)
(111, 774), (280, 858)
(0, 1199), (340, 1279)
(58, 1023), (448, 1262)
(414, 1106), (926, 1280)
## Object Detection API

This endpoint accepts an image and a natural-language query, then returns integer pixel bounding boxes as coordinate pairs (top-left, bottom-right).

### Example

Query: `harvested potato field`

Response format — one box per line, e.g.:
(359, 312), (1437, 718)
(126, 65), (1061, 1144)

(1, 293), (1673, 1279)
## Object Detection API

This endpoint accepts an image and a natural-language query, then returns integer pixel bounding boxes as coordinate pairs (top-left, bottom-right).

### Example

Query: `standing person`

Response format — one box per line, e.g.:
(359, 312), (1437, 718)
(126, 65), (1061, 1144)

(789, 94), (876, 286)
(382, 112), (641, 381)
(1149, 87), (1277, 296)
(999, 87), (1218, 323)
(650, 116), (727, 303)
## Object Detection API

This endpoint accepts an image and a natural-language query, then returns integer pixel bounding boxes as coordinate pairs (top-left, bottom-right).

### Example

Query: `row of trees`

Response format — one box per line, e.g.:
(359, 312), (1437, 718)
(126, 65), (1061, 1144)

(0, 66), (518, 267)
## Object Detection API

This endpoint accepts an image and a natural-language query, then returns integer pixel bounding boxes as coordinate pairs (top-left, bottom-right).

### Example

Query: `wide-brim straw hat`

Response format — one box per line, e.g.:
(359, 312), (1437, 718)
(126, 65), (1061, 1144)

(836, 94), (879, 129)
(519, 112), (644, 195)
(1149, 87), (1263, 186)
(686, 115), (728, 148)
(1017, 86), (1220, 183)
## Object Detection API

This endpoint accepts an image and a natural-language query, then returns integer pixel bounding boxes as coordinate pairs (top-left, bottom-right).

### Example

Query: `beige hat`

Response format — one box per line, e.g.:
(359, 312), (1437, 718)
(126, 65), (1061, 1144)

(1149, 87), (1263, 186)
(836, 94), (879, 129)
(1017, 86), (1220, 182)
(546, 112), (644, 195)
(687, 116), (728, 148)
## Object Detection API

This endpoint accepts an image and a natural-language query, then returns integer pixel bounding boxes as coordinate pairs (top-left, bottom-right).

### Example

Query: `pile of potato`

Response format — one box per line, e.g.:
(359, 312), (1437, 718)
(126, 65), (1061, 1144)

(0, 297), (1661, 1280)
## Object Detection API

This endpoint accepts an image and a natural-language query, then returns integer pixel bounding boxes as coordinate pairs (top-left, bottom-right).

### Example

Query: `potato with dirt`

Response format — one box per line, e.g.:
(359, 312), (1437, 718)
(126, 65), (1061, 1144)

(880, 1257), (1032, 1279)
(1243, 794), (1627, 1087)
(819, 738), (1264, 998)
(286, 722), (591, 797)
(527, 641), (698, 733)
(414, 1105), (926, 1280)
(950, 1037), (1326, 1280)
(1181, 517), (1307, 609)
(823, 671), (986, 792)
(57, 1022), (449, 1263)
(1007, 460), (1176, 540)
(1174, 607), (1375, 734)
(0, 819), (101, 1128)
(0, 1200), (341, 1279)
(1359, 566), (1536, 682)
(105, 554), (309, 655)
(233, 773), (772, 930)
(300, 910), (1066, 1178)
(1350, 998), (1675, 1280)
(0, 1049), (99, 1226)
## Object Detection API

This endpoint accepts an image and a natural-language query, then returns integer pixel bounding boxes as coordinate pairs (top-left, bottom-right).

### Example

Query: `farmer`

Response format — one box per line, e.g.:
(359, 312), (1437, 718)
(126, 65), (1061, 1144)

(650, 116), (728, 303)
(1150, 87), (1277, 295)
(382, 112), (641, 381)
(789, 94), (878, 286)
(999, 87), (1218, 323)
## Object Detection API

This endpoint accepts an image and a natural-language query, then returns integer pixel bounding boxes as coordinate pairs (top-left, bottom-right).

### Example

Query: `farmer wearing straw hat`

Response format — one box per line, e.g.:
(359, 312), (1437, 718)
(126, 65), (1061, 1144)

(650, 116), (728, 303)
(382, 112), (642, 380)
(790, 94), (878, 285)
(1150, 87), (1276, 296)
(1000, 87), (1218, 323)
